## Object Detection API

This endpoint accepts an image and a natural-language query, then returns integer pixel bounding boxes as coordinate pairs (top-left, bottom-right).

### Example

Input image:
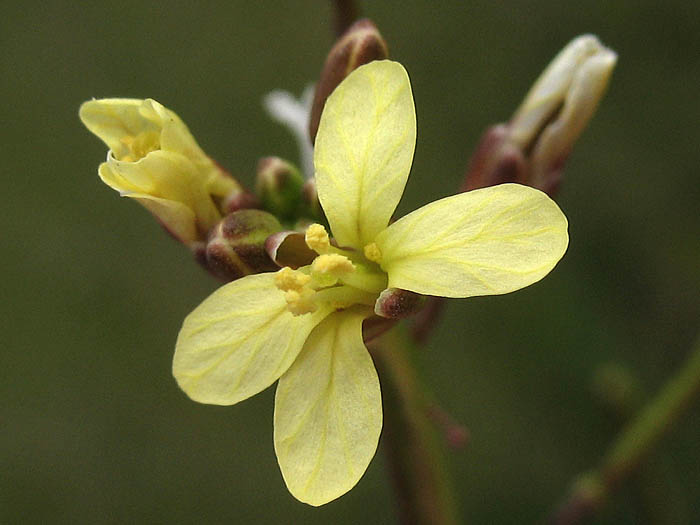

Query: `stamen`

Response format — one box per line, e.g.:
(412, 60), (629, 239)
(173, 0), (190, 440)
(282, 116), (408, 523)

(363, 242), (382, 263)
(305, 223), (331, 254)
(275, 267), (311, 292)
(119, 131), (160, 162)
(284, 288), (317, 315)
(312, 254), (355, 275)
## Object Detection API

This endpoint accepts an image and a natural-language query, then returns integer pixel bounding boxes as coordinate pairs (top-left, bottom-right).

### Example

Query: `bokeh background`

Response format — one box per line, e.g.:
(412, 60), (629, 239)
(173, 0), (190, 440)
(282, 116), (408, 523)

(2, 1), (699, 523)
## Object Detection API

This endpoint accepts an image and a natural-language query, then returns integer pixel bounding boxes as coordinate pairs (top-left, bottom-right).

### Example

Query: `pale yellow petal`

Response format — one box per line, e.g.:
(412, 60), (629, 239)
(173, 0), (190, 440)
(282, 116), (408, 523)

(130, 193), (197, 243)
(99, 150), (221, 234)
(274, 309), (381, 506)
(138, 99), (211, 168)
(80, 99), (157, 160)
(173, 274), (332, 406)
(375, 184), (569, 298)
(314, 60), (416, 249)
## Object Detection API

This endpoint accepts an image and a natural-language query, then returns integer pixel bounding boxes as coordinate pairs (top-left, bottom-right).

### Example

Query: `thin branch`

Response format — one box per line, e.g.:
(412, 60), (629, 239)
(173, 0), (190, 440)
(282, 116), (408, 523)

(369, 327), (460, 525)
(550, 336), (700, 524)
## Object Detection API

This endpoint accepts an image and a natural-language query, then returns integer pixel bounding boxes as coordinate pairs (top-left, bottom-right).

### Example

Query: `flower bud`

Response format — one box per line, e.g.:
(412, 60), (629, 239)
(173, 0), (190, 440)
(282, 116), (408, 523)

(256, 157), (304, 221)
(461, 125), (528, 192)
(80, 98), (241, 244)
(308, 19), (389, 143)
(374, 288), (425, 319)
(463, 35), (616, 196)
(205, 210), (282, 282)
(510, 35), (617, 192)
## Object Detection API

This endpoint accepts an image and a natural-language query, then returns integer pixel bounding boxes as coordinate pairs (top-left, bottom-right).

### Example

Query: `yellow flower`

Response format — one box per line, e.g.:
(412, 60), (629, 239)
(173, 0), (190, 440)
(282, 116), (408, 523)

(172, 60), (569, 505)
(80, 98), (241, 244)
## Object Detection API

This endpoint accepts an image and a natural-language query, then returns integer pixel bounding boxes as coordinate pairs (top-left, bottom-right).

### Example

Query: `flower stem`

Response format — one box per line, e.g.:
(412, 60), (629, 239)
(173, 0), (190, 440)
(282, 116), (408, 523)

(331, 0), (360, 37)
(410, 296), (446, 344)
(369, 326), (459, 525)
(550, 335), (700, 524)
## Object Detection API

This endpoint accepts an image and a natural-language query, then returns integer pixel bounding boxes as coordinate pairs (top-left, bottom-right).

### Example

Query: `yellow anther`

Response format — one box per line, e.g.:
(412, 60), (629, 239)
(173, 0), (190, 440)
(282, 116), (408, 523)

(119, 131), (160, 162)
(305, 223), (331, 254)
(312, 254), (355, 275)
(363, 242), (382, 263)
(274, 267), (311, 292)
(284, 288), (317, 316)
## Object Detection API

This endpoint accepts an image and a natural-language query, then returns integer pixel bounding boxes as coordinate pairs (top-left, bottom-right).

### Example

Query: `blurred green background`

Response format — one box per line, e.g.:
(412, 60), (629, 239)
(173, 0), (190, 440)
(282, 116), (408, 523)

(2, 1), (699, 523)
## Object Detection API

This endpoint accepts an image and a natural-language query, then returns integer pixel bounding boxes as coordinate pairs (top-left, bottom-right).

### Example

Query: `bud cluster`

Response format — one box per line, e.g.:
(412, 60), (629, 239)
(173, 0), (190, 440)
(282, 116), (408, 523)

(196, 18), (392, 284)
(463, 35), (617, 196)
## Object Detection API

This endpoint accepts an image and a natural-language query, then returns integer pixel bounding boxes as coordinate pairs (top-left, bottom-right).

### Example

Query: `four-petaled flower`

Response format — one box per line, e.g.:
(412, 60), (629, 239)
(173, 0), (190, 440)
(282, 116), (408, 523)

(173, 60), (569, 505)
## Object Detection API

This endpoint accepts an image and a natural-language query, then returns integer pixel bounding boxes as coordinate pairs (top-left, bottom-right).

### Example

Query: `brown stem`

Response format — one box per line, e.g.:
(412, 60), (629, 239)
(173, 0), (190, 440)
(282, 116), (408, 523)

(331, 0), (361, 37)
(369, 327), (459, 525)
(410, 296), (446, 344)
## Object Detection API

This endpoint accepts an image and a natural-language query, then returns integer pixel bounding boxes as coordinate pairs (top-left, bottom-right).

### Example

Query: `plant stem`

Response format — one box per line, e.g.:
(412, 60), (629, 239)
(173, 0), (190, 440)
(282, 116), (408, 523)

(369, 327), (460, 525)
(410, 296), (446, 344)
(331, 0), (360, 37)
(592, 363), (687, 524)
(550, 336), (700, 524)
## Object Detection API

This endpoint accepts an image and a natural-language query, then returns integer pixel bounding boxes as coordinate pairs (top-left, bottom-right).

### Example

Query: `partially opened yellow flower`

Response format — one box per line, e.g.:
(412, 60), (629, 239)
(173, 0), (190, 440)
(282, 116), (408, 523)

(80, 98), (241, 244)
(173, 60), (569, 505)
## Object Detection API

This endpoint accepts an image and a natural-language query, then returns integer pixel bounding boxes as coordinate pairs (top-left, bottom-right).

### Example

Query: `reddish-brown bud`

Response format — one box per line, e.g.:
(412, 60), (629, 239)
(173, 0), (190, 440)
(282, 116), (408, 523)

(462, 125), (529, 192)
(462, 35), (616, 197)
(205, 210), (282, 282)
(374, 288), (425, 319)
(309, 19), (388, 143)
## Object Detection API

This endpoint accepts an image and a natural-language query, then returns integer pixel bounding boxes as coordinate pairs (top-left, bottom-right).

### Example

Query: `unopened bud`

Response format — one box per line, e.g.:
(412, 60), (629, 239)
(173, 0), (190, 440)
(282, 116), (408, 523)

(190, 240), (209, 270)
(265, 231), (317, 269)
(511, 35), (617, 192)
(309, 19), (388, 143)
(462, 125), (528, 192)
(374, 288), (425, 319)
(256, 157), (304, 221)
(463, 35), (616, 196)
(205, 210), (282, 282)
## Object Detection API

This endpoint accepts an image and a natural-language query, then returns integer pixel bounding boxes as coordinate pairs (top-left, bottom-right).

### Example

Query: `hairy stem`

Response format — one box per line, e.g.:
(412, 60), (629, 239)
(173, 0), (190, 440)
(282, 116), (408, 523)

(550, 336), (700, 524)
(369, 327), (459, 525)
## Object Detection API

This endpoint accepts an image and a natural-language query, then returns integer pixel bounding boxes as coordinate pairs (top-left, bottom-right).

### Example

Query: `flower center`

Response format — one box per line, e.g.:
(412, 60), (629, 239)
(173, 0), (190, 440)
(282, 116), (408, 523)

(274, 224), (388, 316)
(119, 130), (161, 162)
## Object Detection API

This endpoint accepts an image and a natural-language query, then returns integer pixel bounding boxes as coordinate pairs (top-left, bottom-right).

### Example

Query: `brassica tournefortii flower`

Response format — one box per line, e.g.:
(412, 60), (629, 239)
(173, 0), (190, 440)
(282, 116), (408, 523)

(170, 61), (568, 505)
